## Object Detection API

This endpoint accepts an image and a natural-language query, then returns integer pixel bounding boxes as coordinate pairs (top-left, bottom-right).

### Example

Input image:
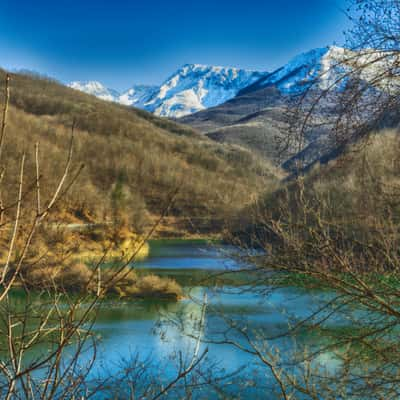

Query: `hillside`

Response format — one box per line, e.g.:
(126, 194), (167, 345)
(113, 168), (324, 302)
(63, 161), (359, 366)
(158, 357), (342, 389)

(181, 46), (395, 168)
(181, 86), (290, 162)
(231, 129), (400, 250)
(0, 70), (280, 237)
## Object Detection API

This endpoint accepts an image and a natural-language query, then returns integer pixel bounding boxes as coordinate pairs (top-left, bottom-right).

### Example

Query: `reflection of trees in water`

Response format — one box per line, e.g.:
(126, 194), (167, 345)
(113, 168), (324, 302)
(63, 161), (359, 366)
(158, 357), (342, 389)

(157, 286), (206, 354)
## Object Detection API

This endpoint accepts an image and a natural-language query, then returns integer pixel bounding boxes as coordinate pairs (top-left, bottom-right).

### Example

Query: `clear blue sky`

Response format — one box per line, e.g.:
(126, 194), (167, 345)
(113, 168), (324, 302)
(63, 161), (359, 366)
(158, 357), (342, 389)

(0, 0), (350, 90)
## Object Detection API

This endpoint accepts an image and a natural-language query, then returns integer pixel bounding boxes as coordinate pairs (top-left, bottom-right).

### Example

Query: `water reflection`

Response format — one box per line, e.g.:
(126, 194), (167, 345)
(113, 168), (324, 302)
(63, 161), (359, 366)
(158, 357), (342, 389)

(6, 240), (347, 398)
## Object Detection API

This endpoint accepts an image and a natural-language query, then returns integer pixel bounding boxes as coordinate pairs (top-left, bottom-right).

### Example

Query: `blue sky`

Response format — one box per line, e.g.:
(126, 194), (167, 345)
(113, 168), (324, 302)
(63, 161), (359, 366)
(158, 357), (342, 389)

(0, 0), (350, 90)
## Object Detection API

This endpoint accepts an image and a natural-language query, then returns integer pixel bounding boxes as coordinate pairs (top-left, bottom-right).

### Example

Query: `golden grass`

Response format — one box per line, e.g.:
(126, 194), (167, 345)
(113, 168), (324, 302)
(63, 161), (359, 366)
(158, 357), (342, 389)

(16, 262), (182, 301)
(23, 262), (92, 292)
(101, 268), (183, 300)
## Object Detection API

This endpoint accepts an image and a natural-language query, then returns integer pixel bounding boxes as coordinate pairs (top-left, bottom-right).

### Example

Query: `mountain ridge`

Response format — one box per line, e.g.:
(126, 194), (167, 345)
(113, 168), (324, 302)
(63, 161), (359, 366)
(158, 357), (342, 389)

(67, 47), (352, 119)
(180, 46), (357, 166)
(68, 64), (267, 118)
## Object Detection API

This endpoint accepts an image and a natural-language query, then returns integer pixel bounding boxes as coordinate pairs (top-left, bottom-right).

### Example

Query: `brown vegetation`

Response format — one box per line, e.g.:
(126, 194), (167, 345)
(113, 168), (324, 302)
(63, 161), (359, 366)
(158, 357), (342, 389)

(224, 1), (400, 397)
(101, 268), (182, 300)
(0, 68), (279, 306)
(0, 69), (280, 238)
(17, 262), (182, 300)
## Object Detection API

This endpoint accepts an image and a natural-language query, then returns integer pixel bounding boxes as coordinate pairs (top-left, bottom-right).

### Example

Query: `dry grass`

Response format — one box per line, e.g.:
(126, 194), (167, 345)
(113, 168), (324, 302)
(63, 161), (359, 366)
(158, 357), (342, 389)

(13, 262), (182, 300)
(22, 262), (92, 292)
(102, 268), (183, 300)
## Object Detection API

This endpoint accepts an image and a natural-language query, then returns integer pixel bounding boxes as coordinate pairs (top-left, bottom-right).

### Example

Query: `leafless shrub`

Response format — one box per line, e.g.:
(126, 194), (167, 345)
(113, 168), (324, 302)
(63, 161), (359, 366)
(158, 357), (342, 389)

(0, 75), (209, 399)
(220, 2), (400, 399)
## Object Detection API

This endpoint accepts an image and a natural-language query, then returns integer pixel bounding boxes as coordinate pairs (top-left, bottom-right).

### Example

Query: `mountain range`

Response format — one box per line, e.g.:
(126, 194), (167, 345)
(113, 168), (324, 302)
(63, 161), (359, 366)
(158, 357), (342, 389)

(69, 45), (391, 168)
(69, 64), (265, 118)
(182, 46), (397, 167)
(69, 46), (355, 118)
(180, 46), (352, 163)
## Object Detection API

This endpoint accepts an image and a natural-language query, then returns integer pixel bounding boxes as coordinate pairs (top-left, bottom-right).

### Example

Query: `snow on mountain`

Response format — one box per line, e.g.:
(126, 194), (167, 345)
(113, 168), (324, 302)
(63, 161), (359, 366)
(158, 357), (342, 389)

(69, 81), (120, 102)
(144, 64), (267, 118)
(70, 47), (389, 118)
(118, 85), (158, 107)
(248, 46), (350, 95)
(68, 65), (266, 118)
(250, 46), (399, 96)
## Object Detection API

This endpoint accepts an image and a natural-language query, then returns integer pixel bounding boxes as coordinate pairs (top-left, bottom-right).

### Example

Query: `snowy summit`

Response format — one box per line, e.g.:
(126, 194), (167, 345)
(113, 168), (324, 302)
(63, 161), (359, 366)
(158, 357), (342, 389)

(68, 65), (267, 118)
(245, 46), (350, 94)
(143, 64), (266, 117)
(69, 81), (120, 102)
(69, 47), (381, 118)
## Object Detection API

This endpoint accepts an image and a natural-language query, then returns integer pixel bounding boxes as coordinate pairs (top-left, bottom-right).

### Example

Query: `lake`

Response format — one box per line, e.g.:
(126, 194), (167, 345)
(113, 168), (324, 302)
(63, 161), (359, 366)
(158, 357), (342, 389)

(73, 239), (344, 399)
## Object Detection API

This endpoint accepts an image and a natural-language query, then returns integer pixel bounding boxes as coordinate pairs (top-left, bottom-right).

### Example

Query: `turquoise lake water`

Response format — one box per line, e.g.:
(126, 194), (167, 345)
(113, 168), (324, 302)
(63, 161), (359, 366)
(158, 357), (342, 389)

(74, 240), (343, 398)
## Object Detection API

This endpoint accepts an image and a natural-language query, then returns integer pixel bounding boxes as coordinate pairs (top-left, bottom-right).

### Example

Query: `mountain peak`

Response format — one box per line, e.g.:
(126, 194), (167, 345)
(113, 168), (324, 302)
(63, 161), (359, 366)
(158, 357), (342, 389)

(242, 46), (349, 95)
(119, 85), (158, 107)
(67, 46), (352, 118)
(70, 80), (106, 91)
(144, 64), (267, 117)
(69, 81), (120, 101)
(181, 63), (210, 69)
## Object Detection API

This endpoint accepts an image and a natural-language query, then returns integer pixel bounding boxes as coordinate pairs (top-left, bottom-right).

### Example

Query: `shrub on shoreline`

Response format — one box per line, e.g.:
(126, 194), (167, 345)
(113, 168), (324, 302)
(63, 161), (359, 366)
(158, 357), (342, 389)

(16, 262), (182, 301)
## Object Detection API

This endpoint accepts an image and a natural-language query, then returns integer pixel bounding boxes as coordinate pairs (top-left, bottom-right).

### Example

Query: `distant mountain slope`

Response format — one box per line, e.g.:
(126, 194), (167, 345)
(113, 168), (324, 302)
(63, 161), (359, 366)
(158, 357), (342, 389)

(181, 46), (377, 166)
(69, 64), (267, 118)
(118, 85), (158, 107)
(239, 46), (349, 96)
(180, 85), (289, 161)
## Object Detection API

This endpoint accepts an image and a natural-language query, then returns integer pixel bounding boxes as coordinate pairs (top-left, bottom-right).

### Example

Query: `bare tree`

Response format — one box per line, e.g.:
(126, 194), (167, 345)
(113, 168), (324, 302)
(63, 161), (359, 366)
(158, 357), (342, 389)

(215, 1), (400, 399)
(0, 75), (211, 399)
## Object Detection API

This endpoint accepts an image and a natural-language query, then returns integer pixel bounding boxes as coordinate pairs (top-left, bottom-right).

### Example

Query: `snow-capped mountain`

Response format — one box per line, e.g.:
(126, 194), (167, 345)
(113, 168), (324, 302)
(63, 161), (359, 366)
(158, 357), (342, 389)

(69, 81), (159, 108)
(118, 85), (158, 107)
(68, 65), (267, 118)
(243, 46), (352, 96)
(183, 45), (400, 169)
(69, 81), (120, 102)
(70, 47), (386, 118)
(243, 45), (399, 97)
(143, 64), (266, 118)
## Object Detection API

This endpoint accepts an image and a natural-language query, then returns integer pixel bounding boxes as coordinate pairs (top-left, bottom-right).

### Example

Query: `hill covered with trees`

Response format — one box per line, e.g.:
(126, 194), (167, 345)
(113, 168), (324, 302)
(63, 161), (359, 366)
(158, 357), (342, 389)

(0, 69), (280, 237)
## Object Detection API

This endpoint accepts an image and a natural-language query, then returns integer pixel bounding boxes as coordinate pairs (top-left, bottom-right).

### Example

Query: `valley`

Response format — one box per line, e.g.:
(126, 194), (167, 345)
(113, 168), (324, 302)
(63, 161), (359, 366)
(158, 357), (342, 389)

(1, 2), (400, 397)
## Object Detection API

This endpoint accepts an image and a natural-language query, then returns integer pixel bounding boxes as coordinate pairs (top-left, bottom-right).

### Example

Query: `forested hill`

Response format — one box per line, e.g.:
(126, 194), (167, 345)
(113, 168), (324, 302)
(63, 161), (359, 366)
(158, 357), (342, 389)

(0, 70), (281, 236)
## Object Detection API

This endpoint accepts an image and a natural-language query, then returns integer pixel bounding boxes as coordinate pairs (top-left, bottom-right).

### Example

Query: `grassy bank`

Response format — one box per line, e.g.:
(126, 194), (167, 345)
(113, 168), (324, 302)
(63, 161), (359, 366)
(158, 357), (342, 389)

(5, 259), (183, 302)
(0, 225), (184, 301)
